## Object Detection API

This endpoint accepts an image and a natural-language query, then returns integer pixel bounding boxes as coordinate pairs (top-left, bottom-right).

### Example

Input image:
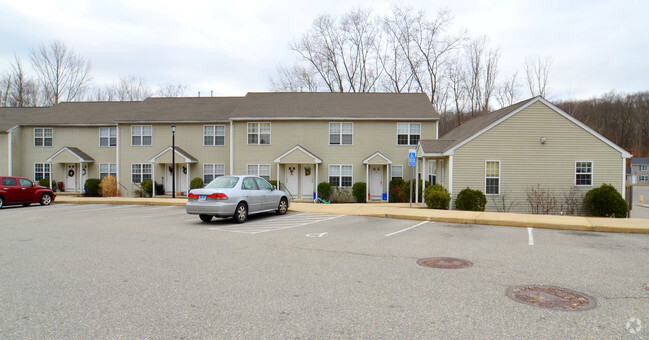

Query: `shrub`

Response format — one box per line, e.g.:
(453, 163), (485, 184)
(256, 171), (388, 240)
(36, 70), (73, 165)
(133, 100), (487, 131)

(38, 178), (50, 187)
(140, 179), (153, 197)
(389, 178), (406, 202)
(330, 187), (353, 203)
(100, 175), (118, 197)
(268, 180), (278, 188)
(584, 184), (628, 218)
(352, 182), (366, 203)
(424, 184), (451, 209)
(84, 178), (102, 197)
(190, 177), (204, 190)
(404, 179), (430, 202)
(455, 187), (487, 211)
(317, 182), (332, 200)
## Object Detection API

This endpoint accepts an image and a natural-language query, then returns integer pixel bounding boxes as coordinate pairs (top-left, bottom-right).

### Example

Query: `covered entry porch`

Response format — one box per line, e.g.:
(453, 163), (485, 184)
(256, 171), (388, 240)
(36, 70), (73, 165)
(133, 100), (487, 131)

(274, 145), (322, 200)
(149, 146), (198, 197)
(46, 146), (95, 193)
(362, 152), (392, 201)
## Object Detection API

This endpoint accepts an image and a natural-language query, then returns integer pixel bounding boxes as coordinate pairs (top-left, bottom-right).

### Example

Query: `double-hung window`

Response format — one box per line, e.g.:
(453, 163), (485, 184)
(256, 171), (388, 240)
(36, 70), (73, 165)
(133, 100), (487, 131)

(329, 122), (353, 145)
(247, 122), (271, 145)
(247, 164), (271, 180)
(100, 127), (117, 147)
(100, 163), (117, 179)
(575, 161), (593, 186)
(397, 123), (420, 146)
(34, 128), (53, 147)
(485, 161), (500, 195)
(132, 125), (152, 146)
(204, 125), (225, 146)
(204, 163), (225, 184)
(391, 165), (403, 180)
(640, 175), (649, 182)
(34, 163), (51, 181)
(132, 164), (152, 184)
(329, 165), (353, 187)
(641, 165), (649, 172)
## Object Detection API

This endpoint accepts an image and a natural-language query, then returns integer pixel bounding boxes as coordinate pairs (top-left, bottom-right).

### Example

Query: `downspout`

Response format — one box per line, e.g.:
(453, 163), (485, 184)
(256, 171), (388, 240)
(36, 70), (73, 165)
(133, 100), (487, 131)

(229, 121), (234, 175)
(116, 125), (120, 189)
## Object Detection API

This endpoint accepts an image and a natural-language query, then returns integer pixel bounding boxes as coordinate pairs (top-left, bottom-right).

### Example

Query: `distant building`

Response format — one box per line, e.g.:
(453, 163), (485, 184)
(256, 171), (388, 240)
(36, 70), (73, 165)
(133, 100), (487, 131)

(628, 157), (649, 185)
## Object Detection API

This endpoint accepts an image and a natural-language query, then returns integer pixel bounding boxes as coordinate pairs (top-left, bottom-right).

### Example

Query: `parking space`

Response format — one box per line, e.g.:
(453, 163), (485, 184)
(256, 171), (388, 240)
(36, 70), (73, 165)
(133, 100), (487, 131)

(1, 204), (648, 338)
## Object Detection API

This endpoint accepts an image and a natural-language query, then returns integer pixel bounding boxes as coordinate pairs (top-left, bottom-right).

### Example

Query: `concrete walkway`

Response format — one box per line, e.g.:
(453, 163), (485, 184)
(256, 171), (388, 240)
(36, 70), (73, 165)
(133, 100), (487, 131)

(53, 196), (649, 234)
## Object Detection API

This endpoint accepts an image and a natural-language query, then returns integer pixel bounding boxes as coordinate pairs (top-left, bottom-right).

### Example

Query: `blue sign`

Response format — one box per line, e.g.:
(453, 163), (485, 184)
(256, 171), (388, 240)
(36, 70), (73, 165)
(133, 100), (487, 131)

(408, 149), (416, 166)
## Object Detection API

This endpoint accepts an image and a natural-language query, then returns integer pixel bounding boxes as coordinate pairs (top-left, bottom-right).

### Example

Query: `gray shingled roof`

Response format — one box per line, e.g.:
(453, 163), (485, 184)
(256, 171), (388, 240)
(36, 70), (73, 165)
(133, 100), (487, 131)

(419, 97), (537, 154)
(0, 107), (48, 131)
(631, 157), (649, 165)
(231, 92), (438, 119)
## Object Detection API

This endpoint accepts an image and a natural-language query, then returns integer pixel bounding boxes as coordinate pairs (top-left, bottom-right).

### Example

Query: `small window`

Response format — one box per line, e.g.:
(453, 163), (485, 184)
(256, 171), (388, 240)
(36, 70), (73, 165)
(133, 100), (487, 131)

(255, 177), (273, 190)
(485, 161), (500, 195)
(329, 165), (352, 187)
(640, 175), (649, 182)
(242, 177), (259, 190)
(391, 165), (403, 180)
(99, 127), (117, 147)
(329, 122), (353, 145)
(575, 161), (593, 186)
(641, 165), (649, 172)
(203, 163), (225, 184)
(247, 164), (271, 181)
(247, 122), (271, 145)
(204, 125), (226, 146)
(100, 163), (117, 179)
(132, 125), (152, 146)
(34, 163), (51, 182)
(2, 177), (17, 186)
(132, 163), (152, 184)
(34, 128), (53, 147)
(19, 178), (33, 187)
(397, 123), (420, 146)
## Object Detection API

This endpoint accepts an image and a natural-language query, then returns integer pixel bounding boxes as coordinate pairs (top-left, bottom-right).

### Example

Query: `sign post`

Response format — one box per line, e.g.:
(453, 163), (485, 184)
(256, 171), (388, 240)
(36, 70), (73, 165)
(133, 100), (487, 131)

(408, 149), (416, 208)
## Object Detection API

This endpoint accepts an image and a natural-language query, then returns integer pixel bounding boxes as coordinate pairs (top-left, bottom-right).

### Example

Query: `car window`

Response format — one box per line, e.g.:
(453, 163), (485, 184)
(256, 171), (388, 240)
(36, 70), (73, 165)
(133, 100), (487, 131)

(205, 176), (239, 189)
(2, 177), (17, 186)
(19, 179), (33, 187)
(241, 177), (259, 190)
(255, 178), (272, 191)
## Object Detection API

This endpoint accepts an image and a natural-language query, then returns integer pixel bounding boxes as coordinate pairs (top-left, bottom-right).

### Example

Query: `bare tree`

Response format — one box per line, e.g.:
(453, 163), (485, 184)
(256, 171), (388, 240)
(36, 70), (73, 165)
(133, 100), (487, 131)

(524, 55), (552, 97)
(0, 73), (11, 107)
(464, 36), (500, 115)
(30, 40), (92, 105)
(271, 65), (320, 91)
(157, 83), (187, 97)
(381, 6), (422, 93)
(110, 75), (152, 101)
(495, 72), (521, 107)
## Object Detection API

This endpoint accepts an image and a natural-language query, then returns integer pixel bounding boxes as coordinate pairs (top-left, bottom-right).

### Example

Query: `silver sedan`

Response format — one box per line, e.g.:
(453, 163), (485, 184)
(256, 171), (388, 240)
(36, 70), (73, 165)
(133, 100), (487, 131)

(186, 175), (290, 223)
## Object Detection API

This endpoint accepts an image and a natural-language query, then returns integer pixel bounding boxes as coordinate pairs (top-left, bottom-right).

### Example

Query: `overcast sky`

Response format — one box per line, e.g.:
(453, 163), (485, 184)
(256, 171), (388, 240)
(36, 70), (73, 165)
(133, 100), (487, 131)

(1, 0), (647, 102)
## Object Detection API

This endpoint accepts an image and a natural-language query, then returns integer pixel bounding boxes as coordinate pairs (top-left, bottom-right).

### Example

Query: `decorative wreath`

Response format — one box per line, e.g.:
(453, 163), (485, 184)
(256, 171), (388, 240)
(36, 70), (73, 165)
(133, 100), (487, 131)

(304, 167), (311, 176)
(183, 166), (187, 175)
(82, 168), (87, 176)
(68, 169), (75, 177)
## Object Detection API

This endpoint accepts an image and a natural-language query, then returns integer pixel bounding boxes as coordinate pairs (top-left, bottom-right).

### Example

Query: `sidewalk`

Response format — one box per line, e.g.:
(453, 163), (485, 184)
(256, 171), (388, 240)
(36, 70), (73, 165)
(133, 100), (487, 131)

(53, 196), (649, 234)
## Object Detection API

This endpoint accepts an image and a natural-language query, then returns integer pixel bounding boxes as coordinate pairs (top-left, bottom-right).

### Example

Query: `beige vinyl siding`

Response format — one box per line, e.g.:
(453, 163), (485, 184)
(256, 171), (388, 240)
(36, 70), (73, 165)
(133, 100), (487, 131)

(451, 101), (624, 213)
(232, 119), (437, 182)
(0, 133), (8, 176)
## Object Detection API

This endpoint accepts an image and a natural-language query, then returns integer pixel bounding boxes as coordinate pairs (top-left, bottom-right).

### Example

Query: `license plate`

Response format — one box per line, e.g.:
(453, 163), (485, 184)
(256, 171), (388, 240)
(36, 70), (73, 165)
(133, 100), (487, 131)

(199, 195), (206, 201)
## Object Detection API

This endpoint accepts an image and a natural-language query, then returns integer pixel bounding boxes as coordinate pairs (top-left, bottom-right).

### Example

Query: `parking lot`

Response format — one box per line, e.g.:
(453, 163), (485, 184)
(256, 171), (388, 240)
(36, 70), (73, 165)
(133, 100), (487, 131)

(1, 203), (648, 338)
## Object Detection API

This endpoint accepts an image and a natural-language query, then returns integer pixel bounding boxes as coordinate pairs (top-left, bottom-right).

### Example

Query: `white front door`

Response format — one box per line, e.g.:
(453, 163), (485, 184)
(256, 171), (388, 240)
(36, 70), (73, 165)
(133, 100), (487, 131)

(65, 163), (77, 192)
(370, 165), (383, 200)
(285, 164), (298, 197)
(179, 165), (188, 194)
(301, 165), (314, 198)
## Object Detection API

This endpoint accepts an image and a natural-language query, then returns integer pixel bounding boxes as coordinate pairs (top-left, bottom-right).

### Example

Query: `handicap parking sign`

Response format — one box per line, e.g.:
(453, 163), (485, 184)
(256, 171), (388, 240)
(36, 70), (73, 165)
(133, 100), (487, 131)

(408, 149), (416, 166)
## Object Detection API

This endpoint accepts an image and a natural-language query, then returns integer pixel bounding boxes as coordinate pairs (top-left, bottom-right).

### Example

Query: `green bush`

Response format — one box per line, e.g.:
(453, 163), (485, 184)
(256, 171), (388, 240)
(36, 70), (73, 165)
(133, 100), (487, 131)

(455, 187), (487, 211)
(424, 184), (451, 209)
(584, 184), (628, 218)
(352, 182), (366, 203)
(317, 182), (332, 200)
(38, 178), (55, 188)
(268, 180), (278, 188)
(389, 178), (406, 202)
(190, 177), (204, 190)
(404, 179), (430, 202)
(84, 178), (102, 197)
(140, 179), (153, 197)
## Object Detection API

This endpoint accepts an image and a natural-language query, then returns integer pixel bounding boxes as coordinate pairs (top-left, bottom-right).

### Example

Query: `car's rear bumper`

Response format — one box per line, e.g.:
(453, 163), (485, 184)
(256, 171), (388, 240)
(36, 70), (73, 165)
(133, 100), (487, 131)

(185, 200), (238, 217)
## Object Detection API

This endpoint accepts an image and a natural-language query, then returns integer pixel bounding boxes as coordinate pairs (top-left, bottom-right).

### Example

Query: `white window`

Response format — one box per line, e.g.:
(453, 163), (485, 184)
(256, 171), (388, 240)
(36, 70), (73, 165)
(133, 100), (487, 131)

(131, 125), (152, 146)
(428, 160), (437, 184)
(99, 127), (117, 147)
(203, 163), (225, 184)
(247, 164), (271, 180)
(640, 175), (649, 182)
(329, 122), (353, 145)
(204, 125), (225, 146)
(100, 163), (117, 179)
(575, 161), (593, 186)
(34, 163), (51, 181)
(132, 163), (152, 184)
(641, 165), (649, 172)
(329, 165), (353, 187)
(397, 123), (421, 146)
(485, 161), (500, 195)
(34, 128), (53, 147)
(247, 122), (271, 145)
(391, 165), (403, 180)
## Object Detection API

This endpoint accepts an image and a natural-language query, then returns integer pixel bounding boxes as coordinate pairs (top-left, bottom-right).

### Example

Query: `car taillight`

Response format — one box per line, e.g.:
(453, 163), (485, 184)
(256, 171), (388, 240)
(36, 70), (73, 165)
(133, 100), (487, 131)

(207, 193), (228, 200)
(188, 193), (199, 200)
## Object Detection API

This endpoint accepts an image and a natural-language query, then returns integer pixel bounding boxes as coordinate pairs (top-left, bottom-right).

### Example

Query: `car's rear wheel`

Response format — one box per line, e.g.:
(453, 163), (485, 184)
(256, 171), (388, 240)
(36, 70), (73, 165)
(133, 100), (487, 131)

(23, 203), (30, 207)
(233, 202), (248, 223)
(40, 193), (52, 206)
(0, 196), (4, 209)
(276, 198), (288, 215)
(199, 214), (213, 222)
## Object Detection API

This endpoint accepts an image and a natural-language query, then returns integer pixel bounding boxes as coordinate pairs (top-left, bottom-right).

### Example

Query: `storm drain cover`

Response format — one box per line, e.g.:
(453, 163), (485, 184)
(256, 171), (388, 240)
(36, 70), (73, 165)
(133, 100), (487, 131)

(417, 257), (473, 269)
(506, 285), (597, 311)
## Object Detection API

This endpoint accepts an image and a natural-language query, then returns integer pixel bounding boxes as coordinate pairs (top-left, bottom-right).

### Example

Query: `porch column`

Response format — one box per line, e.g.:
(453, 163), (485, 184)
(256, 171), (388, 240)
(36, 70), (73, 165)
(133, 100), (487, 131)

(276, 163), (280, 188)
(449, 155), (454, 210)
(386, 164), (390, 201)
(152, 163), (156, 197)
(315, 164), (319, 200)
(422, 157), (427, 207)
(48, 162), (52, 189)
(365, 164), (369, 201)
(415, 158), (419, 204)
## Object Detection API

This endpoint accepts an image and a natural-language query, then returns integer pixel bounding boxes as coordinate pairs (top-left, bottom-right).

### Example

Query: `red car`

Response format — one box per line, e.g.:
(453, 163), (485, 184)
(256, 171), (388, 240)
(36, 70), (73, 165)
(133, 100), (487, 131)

(0, 176), (56, 208)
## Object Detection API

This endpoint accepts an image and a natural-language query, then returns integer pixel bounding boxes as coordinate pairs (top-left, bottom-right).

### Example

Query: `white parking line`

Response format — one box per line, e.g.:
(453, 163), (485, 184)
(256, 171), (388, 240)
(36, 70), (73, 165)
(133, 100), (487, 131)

(528, 227), (534, 245)
(208, 213), (344, 234)
(385, 221), (430, 237)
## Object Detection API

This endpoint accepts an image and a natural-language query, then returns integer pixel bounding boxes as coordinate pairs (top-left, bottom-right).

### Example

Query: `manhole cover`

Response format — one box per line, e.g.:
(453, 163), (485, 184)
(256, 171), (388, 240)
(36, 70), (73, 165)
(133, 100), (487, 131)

(506, 285), (597, 311)
(417, 257), (473, 269)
